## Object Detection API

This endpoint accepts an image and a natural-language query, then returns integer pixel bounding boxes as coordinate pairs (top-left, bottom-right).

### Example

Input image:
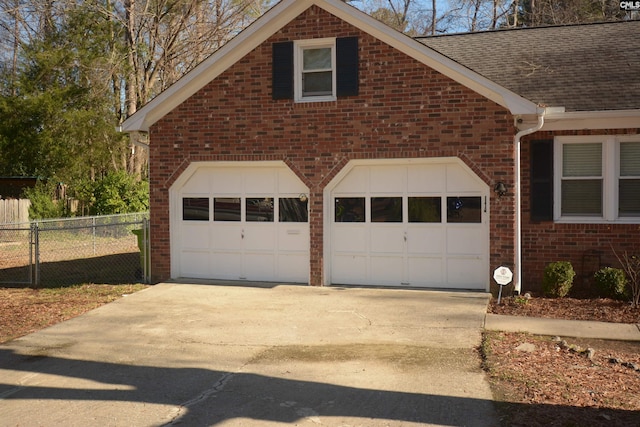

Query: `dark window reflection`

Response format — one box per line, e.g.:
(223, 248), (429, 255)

(280, 198), (308, 222)
(214, 197), (241, 221)
(183, 198), (210, 221)
(408, 197), (441, 223)
(447, 196), (481, 223)
(246, 198), (274, 222)
(371, 197), (402, 222)
(335, 198), (365, 222)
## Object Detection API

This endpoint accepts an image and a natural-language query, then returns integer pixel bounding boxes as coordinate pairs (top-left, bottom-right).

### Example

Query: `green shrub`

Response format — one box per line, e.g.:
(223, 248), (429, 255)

(22, 181), (64, 220)
(89, 171), (149, 215)
(594, 267), (628, 300)
(542, 261), (575, 298)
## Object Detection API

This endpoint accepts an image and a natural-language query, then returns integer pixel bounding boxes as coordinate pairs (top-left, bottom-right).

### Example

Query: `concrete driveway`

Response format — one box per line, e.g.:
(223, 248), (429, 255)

(0, 283), (498, 426)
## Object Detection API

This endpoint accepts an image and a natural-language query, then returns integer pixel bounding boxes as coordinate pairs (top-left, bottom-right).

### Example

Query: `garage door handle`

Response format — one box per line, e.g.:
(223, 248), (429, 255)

(404, 233), (407, 242)
(241, 230), (245, 239)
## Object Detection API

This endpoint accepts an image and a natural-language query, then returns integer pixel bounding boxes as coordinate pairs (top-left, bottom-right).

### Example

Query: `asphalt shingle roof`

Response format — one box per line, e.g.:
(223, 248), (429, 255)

(417, 20), (640, 112)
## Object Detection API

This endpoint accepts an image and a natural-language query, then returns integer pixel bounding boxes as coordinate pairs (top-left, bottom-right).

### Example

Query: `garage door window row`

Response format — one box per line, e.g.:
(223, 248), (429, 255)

(334, 196), (481, 223)
(182, 197), (308, 223)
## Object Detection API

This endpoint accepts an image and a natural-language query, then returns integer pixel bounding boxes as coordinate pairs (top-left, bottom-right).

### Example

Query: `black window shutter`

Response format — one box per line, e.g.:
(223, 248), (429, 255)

(272, 41), (293, 100)
(336, 37), (358, 97)
(530, 139), (554, 221)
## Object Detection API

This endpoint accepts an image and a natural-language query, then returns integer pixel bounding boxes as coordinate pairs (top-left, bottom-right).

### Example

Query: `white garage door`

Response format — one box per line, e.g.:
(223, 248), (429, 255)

(171, 162), (309, 282)
(329, 160), (489, 289)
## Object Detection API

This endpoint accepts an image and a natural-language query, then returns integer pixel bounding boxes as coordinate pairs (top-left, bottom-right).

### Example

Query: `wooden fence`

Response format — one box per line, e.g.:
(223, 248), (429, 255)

(0, 199), (30, 224)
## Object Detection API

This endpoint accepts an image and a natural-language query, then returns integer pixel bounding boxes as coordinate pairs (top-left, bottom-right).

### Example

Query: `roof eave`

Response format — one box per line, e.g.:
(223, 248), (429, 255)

(524, 109), (640, 131)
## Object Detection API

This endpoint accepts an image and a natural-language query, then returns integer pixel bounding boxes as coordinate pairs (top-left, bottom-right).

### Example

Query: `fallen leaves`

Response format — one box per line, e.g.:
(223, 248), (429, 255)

(0, 284), (148, 343)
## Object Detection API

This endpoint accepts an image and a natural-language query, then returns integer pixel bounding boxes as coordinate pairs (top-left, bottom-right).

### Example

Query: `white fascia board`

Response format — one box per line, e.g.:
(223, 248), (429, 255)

(121, 0), (538, 133)
(535, 109), (640, 131)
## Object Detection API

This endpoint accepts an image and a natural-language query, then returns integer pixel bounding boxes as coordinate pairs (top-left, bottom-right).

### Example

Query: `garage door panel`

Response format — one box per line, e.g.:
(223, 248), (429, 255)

(407, 165), (445, 193)
(369, 166), (405, 193)
(370, 255), (404, 284)
(181, 170), (211, 194)
(243, 226), (276, 251)
(370, 227), (403, 253)
(333, 226), (367, 252)
(334, 167), (368, 193)
(244, 169), (276, 193)
(244, 253), (275, 280)
(211, 169), (243, 193)
(447, 257), (486, 288)
(277, 253), (308, 282)
(181, 225), (210, 249)
(278, 226), (309, 251)
(211, 226), (243, 250)
(406, 227), (444, 254)
(408, 256), (444, 286)
(180, 251), (211, 278)
(211, 252), (243, 280)
(446, 164), (478, 192)
(447, 226), (485, 255)
(333, 255), (367, 284)
(278, 169), (307, 193)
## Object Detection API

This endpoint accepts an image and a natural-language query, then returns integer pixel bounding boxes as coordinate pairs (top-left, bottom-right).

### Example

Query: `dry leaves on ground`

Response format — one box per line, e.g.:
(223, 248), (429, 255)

(484, 296), (640, 426)
(0, 284), (148, 344)
(489, 295), (640, 324)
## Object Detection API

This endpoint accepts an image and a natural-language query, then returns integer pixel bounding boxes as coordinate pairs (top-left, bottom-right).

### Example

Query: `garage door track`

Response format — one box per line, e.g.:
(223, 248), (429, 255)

(0, 283), (498, 426)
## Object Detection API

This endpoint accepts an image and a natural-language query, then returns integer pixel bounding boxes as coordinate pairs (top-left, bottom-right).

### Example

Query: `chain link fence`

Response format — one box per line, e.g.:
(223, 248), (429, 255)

(0, 213), (149, 287)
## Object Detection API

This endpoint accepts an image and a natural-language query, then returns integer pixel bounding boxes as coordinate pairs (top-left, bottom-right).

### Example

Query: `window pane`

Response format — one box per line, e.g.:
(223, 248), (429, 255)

(279, 198), (308, 222)
(303, 48), (331, 70)
(561, 180), (602, 215)
(619, 179), (640, 216)
(371, 197), (402, 222)
(214, 198), (241, 221)
(446, 197), (481, 223)
(408, 197), (441, 223)
(302, 71), (332, 95)
(183, 198), (209, 221)
(620, 142), (640, 176)
(246, 198), (274, 222)
(563, 143), (602, 177)
(335, 198), (365, 222)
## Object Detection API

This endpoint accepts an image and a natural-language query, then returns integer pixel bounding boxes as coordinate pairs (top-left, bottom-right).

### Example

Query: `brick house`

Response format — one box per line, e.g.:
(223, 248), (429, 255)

(120, 0), (640, 294)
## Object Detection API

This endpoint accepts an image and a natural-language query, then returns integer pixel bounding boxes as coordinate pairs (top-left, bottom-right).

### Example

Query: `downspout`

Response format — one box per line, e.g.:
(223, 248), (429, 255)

(513, 109), (545, 294)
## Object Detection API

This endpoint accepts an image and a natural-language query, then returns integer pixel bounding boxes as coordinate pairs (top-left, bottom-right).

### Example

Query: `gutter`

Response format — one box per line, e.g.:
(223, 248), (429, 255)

(513, 109), (545, 294)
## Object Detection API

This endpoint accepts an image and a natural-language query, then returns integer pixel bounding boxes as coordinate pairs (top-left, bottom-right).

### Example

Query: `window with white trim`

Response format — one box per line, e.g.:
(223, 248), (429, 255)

(294, 38), (336, 102)
(555, 136), (640, 222)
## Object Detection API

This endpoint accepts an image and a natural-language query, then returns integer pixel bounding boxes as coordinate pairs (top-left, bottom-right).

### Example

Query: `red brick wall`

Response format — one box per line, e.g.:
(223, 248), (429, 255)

(521, 129), (640, 295)
(148, 6), (517, 285)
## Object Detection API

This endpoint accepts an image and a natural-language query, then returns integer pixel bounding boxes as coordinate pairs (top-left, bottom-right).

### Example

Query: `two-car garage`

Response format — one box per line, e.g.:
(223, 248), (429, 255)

(171, 159), (489, 289)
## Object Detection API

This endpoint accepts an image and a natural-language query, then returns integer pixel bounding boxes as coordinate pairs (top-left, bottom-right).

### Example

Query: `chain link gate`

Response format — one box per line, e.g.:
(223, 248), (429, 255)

(0, 213), (149, 287)
(0, 222), (34, 285)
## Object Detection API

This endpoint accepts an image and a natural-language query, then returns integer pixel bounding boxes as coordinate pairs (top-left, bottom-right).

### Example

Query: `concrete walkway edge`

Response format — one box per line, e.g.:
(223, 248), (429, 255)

(484, 313), (640, 341)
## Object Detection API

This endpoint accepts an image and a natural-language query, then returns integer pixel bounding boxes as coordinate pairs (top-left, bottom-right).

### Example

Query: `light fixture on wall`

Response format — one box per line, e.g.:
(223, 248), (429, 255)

(494, 182), (507, 198)
(299, 193), (308, 202)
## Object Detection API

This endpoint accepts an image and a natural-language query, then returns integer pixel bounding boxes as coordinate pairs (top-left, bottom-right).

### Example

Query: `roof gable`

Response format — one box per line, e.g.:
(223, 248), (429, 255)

(120, 0), (537, 132)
